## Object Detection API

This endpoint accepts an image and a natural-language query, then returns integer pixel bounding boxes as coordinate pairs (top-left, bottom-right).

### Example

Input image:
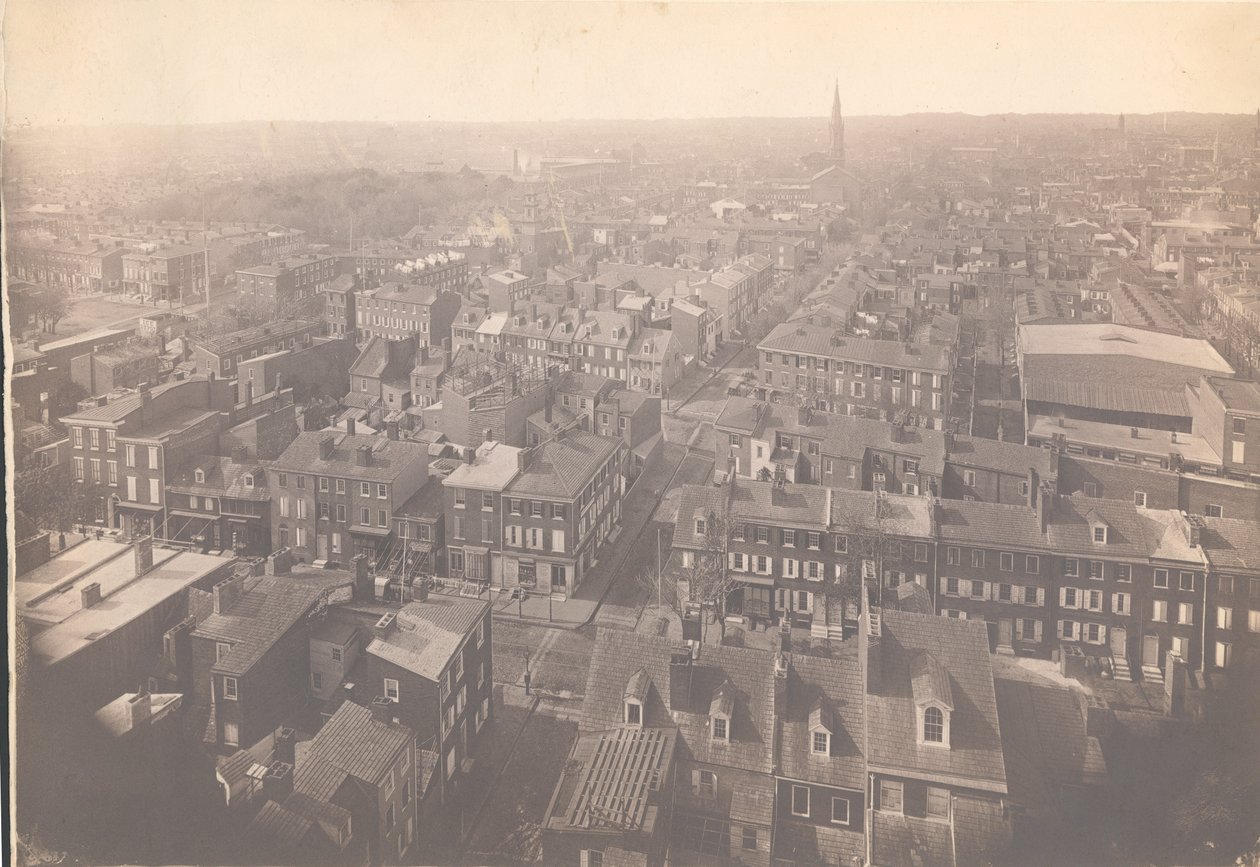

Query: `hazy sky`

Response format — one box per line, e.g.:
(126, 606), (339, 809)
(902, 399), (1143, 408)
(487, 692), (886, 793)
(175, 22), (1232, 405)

(4, 1), (1259, 127)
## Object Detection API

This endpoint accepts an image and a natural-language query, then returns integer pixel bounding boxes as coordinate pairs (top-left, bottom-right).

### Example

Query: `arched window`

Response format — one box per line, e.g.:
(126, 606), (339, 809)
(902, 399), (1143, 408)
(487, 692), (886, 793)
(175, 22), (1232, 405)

(923, 706), (945, 743)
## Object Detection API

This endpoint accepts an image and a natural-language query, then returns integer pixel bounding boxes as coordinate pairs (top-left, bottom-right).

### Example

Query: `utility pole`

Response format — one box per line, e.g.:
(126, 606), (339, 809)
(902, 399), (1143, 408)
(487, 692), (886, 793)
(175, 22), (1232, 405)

(657, 526), (662, 612)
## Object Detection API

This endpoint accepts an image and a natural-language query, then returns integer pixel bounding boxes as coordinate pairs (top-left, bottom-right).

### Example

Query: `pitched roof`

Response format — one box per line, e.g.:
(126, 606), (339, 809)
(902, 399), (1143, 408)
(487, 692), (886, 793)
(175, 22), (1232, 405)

(865, 609), (1007, 793)
(1199, 516), (1260, 571)
(296, 700), (412, 787)
(193, 574), (351, 676)
(272, 432), (429, 483)
(505, 431), (621, 499)
(759, 322), (951, 372)
(365, 596), (488, 681)
(779, 649), (866, 790)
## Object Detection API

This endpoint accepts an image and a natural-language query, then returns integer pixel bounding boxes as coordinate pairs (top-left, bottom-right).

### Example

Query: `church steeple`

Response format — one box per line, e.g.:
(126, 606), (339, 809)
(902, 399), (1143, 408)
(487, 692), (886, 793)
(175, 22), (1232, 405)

(829, 80), (845, 168)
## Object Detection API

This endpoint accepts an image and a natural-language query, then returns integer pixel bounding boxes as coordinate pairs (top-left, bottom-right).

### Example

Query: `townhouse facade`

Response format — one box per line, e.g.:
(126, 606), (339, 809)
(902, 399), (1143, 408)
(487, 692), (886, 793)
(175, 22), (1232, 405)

(235, 253), (337, 310)
(355, 283), (463, 350)
(189, 319), (322, 379)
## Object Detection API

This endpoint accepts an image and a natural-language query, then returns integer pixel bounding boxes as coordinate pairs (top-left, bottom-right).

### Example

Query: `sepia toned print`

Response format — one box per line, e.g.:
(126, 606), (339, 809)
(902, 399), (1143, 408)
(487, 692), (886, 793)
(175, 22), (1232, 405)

(5, 2), (1260, 865)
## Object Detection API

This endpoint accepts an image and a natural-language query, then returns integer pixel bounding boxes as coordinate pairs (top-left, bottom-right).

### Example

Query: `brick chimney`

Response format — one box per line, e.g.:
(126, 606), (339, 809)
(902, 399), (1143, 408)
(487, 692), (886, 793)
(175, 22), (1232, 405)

(386, 420), (399, 441)
(265, 548), (293, 576)
(1037, 482), (1055, 534)
(213, 574), (248, 615)
(126, 690), (152, 730)
(134, 535), (155, 576)
(80, 582), (102, 609)
(370, 696), (395, 722)
(274, 727), (297, 764)
(262, 761), (294, 802)
(318, 435), (335, 460)
(346, 417), (357, 436)
(353, 553), (373, 600)
(374, 611), (397, 640)
(355, 444), (373, 467)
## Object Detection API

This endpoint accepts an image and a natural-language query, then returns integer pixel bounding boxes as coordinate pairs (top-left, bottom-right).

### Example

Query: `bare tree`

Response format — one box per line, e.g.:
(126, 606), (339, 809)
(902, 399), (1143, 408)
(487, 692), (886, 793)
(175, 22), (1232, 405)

(831, 489), (898, 629)
(634, 562), (686, 621)
(680, 509), (741, 643)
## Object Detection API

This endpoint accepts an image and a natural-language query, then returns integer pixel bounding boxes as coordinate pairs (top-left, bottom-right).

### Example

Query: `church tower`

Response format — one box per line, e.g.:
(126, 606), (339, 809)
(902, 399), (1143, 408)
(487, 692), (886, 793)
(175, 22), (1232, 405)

(829, 81), (845, 168)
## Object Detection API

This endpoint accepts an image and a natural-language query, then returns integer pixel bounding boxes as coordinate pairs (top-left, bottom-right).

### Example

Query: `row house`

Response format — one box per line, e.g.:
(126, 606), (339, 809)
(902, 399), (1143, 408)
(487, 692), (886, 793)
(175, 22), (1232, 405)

(348, 337), (418, 414)
(627, 328), (685, 398)
(355, 283), (463, 350)
(450, 303), (496, 355)
(409, 344), (449, 410)
(935, 495), (1210, 676)
(248, 699), (417, 865)
(362, 594), (494, 807)
(189, 318), (322, 379)
(190, 559), (355, 751)
(757, 323), (953, 430)
(1198, 517), (1260, 673)
(498, 301), (579, 376)
(165, 454), (272, 556)
(442, 432), (626, 598)
(235, 252), (337, 311)
(332, 245), (467, 291)
(61, 375), (236, 535)
(7, 240), (125, 293)
(267, 431), (431, 566)
(123, 244), (209, 303)
(321, 274), (359, 340)
(546, 605), (1060, 867)
(570, 310), (640, 382)
(672, 480), (934, 637)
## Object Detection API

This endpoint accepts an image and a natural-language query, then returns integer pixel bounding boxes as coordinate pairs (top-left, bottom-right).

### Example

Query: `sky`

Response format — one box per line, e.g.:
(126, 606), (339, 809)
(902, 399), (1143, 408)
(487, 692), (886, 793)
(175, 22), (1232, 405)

(4, 1), (1260, 127)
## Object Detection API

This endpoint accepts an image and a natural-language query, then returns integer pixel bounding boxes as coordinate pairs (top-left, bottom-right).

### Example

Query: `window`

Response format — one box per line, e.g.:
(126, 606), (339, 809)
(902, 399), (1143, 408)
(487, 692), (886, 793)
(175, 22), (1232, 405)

(712, 717), (728, 740)
(791, 784), (810, 817)
(1064, 559), (1079, 578)
(1000, 552), (1014, 572)
(1116, 563), (1131, 582)
(879, 780), (903, 813)
(963, 469), (976, 487)
(1084, 482), (1098, 498)
(1178, 603), (1194, 625)
(336, 478), (345, 494)
(296, 475), (306, 490)
(223, 677), (238, 700)
(216, 642), (232, 662)
(971, 550), (984, 568)
(1206, 504), (1223, 518)
(1154, 569), (1169, 589)
(531, 501), (544, 518)
(1113, 593), (1131, 615)
(552, 503), (565, 520)
(696, 770), (717, 799)
(812, 731), (829, 754)
(695, 518), (707, 536)
(1250, 610), (1260, 633)
(1152, 600), (1168, 622)
(1093, 526), (1108, 544)
(926, 787), (950, 820)
(1133, 491), (1147, 508)
(946, 547), (960, 566)
(831, 796), (851, 825)
(580, 851), (604, 867)
(923, 706), (945, 743)
(384, 678), (400, 701)
(278, 472), (287, 487)
(742, 826), (758, 851)
(625, 700), (642, 725)
(782, 529), (796, 546)
(125, 443), (136, 467)
(312, 672), (323, 690)
(319, 476), (329, 492)
(1217, 575), (1235, 595)
(1180, 572), (1195, 592)
(1089, 561), (1103, 580)
(834, 536), (848, 554)
(1027, 554), (1040, 574)
(1217, 607), (1233, 630)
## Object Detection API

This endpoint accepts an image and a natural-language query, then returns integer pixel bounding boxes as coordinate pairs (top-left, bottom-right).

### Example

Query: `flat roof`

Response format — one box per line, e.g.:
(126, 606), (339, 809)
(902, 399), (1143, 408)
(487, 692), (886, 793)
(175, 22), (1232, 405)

(1018, 323), (1233, 373)
(1027, 414), (1221, 466)
(444, 441), (523, 490)
(24, 546), (229, 668)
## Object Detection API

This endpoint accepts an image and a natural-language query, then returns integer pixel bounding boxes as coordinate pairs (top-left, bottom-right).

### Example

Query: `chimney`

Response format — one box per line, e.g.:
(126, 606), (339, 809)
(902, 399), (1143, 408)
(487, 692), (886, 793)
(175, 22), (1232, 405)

(134, 535), (155, 576)
(245, 380), (254, 406)
(412, 577), (429, 602)
(265, 548), (293, 576)
(669, 645), (694, 709)
(544, 402), (552, 423)
(417, 344), (429, 363)
(1164, 651), (1187, 717)
(370, 696), (395, 722)
(1037, 483), (1055, 534)
(1183, 514), (1203, 547)
(374, 611), (397, 640)
(163, 616), (196, 689)
(318, 436), (335, 460)
(262, 761), (294, 802)
(386, 420), (399, 441)
(355, 444), (373, 467)
(274, 727), (297, 764)
(126, 690), (152, 730)
(517, 448), (531, 472)
(858, 593), (882, 693)
(890, 425), (905, 444)
(232, 444), (249, 464)
(778, 618), (792, 654)
(213, 574), (248, 615)
(353, 553), (373, 600)
(80, 582), (102, 609)
(346, 417), (357, 436)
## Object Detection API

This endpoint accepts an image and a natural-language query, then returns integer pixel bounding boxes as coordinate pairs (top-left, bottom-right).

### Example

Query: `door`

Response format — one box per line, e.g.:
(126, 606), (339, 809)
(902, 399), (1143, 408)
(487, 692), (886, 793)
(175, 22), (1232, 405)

(997, 619), (1013, 648)
(1111, 627), (1127, 659)
(1142, 634), (1160, 666)
(317, 534), (329, 560)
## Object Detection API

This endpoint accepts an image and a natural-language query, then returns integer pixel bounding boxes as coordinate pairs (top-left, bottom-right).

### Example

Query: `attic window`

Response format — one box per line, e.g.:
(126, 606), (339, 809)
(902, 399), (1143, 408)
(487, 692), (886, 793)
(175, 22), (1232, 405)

(712, 717), (728, 740)
(924, 706), (945, 743)
(243, 474), (255, 489)
(625, 700), (642, 726)
(911, 652), (953, 749)
(194, 468), (205, 483)
(809, 697), (833, 756)
(695, 517), (707, 536)
(710, 679), (734, 743)
(1093, 525), (1108, 544)
(812, 731), (830, 754)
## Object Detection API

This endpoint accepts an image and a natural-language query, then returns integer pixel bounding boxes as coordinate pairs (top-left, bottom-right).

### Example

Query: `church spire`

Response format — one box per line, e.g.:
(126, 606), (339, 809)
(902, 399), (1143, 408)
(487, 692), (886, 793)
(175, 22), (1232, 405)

(829, 80), (845, 169)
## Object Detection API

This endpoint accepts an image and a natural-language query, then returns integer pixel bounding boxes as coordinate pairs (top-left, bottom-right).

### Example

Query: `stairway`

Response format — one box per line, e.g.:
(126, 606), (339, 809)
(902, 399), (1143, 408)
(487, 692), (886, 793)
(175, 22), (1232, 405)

(1141, 664), (1164, 687)
(1112, 657), (1132, 682)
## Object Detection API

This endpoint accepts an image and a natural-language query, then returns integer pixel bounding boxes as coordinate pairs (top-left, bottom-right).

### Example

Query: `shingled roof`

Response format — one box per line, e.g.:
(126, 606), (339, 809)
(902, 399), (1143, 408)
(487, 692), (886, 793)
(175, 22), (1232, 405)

(779, 648), (866, 790)
(506, 431), (622, 499)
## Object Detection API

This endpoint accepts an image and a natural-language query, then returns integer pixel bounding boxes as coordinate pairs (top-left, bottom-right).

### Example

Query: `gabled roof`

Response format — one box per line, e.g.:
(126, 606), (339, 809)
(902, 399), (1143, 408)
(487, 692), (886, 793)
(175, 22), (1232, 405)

(779, 649), (865, 790)
(365, 596), (489, 681)
(505, 431), (621, 499)
(296, 700), (411, 787)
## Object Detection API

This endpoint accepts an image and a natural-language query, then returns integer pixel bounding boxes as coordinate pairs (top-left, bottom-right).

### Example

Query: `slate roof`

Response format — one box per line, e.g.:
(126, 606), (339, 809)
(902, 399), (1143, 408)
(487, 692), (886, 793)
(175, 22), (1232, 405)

(773, 821), (865, 867)
(865, 609), (1007, 793)
(830, 490), (935, 539)
(248, 800), (314, 851)
(194, 574), (351, 676)
(779, 649), (866, 790)
(872, 812), (955, 867)
(272, 432), (429, 483)
(505, 431), (621, 499)
(365, 596), (488, 681)
(62, 377), (201, 424)
(1199, 516), (1260, 571)
(296, 700), (412, 787)
(759, 322), (951, 372)
(946, 434), (1055, 478)
(581, 628), (777, 774)
(935, 500), (1050, 551)
(168, 456), (268, 501)
(672, 485), (730, 551)
(951, 793), (1013, 866)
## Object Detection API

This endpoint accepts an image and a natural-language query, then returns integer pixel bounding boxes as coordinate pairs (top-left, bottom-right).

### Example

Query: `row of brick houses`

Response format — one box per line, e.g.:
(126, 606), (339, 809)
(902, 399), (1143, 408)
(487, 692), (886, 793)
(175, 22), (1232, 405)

(756, 321), (955, 429)
(543, 601), (1103, 867)
(672, 477), (1260, 676)
(235, 252), (338, 311)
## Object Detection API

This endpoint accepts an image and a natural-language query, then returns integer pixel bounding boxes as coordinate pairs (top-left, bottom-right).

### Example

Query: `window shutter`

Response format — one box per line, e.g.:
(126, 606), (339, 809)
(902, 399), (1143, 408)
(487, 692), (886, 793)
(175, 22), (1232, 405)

(728, 552), (737, 570)
(989, 582), (1000, 601)
(939, 576), (949, 594)
(1034, 621), (1044, 642)
(1014, 619), (1025, 640)
(580, 852), (590, 867)
(1059, 587), (1067, 607)
(1036, 588), (1045, 607)
(691, 769), (701, 792)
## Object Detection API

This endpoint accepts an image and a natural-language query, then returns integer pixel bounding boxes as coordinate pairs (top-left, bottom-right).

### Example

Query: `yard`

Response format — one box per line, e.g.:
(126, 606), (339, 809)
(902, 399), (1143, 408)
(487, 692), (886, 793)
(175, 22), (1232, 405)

(54, 293), (162, 337)
(463, 710), (578, 865)
(492, 622), (596, 696)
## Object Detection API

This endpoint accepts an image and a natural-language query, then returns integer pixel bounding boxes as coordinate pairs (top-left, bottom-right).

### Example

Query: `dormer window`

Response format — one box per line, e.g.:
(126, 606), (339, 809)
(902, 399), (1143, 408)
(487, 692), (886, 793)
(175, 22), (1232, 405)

(710, 679), (734, 743)
(194, 468), (205, 483)
(809, 697), (833, 756)
(1093, 525), (1108, 544)
(812, 731), (830, 754)
(695, 517), (707, 536)
(911, 652), (954, 749)
(624, 667), (648, 728)
(243, 474), (255, 489)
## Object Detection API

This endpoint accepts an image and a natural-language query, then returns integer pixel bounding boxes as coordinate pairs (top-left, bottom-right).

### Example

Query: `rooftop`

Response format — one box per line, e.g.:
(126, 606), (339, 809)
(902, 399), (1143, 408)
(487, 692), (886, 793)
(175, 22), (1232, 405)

(1018, 323), (1232, 373)
(506, 431), (622, 499)
(444, 440), (524, 490)
(365, 596), (489, 681)
(273, 432), (429, 483)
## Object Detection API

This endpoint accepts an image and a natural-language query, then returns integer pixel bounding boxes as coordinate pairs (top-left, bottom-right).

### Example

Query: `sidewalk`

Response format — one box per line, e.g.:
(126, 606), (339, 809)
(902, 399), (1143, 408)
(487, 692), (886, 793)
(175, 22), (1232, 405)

(488, 441), (692, 629)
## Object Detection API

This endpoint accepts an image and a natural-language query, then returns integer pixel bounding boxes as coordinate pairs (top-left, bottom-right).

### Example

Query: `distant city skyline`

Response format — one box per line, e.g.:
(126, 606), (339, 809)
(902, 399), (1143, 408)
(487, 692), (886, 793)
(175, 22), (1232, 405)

(4, 1), (1260, 128)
